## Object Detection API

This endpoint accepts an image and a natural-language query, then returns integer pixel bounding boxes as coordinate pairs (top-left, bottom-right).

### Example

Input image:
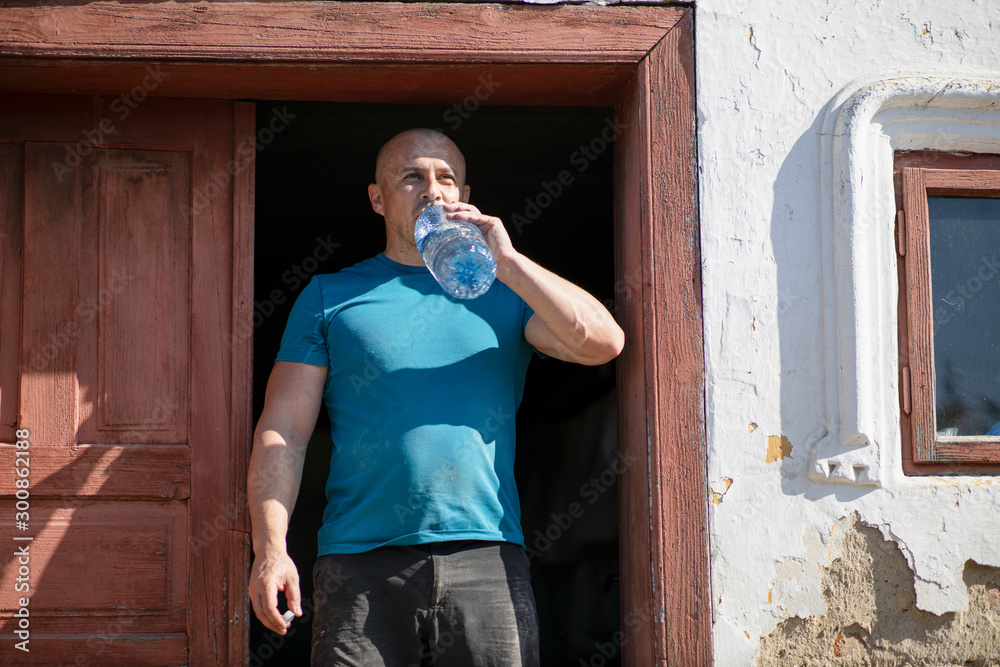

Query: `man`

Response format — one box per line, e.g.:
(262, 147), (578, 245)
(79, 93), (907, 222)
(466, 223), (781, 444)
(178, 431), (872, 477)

(248, 128), (624, 665)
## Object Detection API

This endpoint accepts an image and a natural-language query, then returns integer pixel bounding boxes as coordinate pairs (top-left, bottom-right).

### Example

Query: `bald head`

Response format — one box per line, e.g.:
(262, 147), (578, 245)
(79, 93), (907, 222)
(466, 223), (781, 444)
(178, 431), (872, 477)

(375, 128), (467, 187)
(367, 127), (472, 263)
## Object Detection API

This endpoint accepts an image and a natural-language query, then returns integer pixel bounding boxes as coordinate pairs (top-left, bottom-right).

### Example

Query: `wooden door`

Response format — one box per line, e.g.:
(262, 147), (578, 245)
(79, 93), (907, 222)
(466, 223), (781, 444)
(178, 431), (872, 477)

(0, 95), (253, 665)
(0, 3), (707, 663)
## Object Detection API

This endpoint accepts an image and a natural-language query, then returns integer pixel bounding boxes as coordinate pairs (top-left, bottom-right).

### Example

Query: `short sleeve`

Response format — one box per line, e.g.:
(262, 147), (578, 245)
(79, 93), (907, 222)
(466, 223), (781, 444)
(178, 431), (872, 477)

(520, 299), (547, 359)
(521, 300), (535, 334)
(275, 277), (330, 367)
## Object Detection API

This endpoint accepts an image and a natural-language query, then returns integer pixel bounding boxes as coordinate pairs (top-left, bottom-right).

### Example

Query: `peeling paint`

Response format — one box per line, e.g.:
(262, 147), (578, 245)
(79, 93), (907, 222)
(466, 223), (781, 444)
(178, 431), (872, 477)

(758, 516), (1000, 664)
(767, 528), (828, 620)
(709, 477), (734, 505)
(765, 435), (791, 463)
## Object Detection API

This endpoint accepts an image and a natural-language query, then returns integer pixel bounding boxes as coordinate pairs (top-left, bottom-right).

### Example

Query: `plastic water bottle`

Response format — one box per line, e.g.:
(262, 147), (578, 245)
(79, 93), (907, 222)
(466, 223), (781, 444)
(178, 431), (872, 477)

(414, 204), (496, 299)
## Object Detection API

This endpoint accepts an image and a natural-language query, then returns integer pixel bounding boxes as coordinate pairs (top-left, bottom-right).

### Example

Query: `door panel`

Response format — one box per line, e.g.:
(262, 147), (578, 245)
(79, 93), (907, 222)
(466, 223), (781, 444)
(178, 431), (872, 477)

(94, 152), (190, 441)
(21, 499), (188, 628)
(0, 144), (24, 443)
(0, 96), (249, 666)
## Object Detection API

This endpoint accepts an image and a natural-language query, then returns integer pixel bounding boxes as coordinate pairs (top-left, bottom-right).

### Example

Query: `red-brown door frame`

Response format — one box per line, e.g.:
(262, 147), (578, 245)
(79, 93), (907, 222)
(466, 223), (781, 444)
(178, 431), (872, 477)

(0, 3), (709, 664)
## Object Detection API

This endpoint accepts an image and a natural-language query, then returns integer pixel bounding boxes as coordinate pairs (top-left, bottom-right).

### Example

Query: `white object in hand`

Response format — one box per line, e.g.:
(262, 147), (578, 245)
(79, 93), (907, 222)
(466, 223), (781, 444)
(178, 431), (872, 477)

(414, 204), (496, 299)
(282, 610), (296, 627)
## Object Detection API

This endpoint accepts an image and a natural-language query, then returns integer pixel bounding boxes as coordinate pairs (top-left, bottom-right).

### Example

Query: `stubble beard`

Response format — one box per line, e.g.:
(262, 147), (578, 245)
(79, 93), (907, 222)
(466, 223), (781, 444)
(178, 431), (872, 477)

(394, 223), (418, 253)
(400, 201), (436, 252)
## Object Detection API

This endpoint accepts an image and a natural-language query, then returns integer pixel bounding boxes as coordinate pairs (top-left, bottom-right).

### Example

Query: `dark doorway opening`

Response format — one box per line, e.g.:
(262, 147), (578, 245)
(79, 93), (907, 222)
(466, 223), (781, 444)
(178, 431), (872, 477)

(250, 101), (619, 666)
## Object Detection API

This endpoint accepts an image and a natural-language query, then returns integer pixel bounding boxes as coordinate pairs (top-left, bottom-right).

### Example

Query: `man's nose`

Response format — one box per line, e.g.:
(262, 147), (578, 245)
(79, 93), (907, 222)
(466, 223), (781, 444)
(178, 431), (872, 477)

(421, 179), (444, 201)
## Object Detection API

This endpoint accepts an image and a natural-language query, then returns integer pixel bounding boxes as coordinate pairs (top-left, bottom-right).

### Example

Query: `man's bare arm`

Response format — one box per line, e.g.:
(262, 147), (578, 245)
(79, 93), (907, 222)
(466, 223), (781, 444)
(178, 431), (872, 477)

(248, 360), (327, 635)
(503, 254), (624, 365)
(443, 202), (625, 365)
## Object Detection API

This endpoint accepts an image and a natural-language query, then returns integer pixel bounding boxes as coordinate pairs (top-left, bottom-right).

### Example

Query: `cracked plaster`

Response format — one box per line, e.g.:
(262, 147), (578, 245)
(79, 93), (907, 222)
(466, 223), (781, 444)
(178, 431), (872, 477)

(698, 0), (1000, 663)
(757, 515), (1000, 666)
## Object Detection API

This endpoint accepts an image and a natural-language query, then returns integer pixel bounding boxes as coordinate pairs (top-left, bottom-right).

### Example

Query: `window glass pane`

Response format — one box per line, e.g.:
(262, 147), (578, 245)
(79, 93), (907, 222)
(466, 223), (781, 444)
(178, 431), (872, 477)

(929, 196), (1000, 436)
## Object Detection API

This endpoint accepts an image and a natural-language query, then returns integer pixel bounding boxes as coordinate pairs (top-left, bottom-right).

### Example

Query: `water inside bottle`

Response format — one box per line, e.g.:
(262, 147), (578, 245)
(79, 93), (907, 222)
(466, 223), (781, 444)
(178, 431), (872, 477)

(414, 204), (496, 299)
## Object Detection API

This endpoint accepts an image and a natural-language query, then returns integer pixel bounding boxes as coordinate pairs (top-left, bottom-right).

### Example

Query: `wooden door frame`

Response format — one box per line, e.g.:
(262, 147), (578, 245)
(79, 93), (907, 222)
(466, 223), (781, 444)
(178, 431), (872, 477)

(0, 2), (709, 664)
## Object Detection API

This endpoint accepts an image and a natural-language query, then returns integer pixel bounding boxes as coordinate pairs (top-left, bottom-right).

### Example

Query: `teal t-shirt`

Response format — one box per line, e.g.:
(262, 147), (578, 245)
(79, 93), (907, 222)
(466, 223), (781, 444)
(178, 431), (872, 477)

(276, 254), (535, 555)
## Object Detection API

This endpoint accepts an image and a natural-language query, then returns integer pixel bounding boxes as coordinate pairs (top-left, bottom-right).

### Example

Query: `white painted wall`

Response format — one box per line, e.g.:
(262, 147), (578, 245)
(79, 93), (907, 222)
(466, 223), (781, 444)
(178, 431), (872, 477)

(695, 0), (1000, 662)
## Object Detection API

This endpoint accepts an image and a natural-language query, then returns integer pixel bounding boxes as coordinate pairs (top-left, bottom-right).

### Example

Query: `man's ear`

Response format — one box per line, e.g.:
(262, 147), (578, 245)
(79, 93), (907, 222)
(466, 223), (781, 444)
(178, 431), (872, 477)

(461, 184), (471, 203)
(368, 183), (384, 215)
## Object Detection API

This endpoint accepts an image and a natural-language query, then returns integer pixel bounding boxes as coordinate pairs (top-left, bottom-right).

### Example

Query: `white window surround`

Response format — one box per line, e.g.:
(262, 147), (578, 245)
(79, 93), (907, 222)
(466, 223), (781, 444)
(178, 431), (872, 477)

(810, 69), (1000, 488)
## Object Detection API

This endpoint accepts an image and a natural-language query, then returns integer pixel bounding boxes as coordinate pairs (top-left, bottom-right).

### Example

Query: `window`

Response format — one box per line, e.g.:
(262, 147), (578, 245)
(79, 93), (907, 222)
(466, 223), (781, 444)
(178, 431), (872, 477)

(896, 152), (1000, 471)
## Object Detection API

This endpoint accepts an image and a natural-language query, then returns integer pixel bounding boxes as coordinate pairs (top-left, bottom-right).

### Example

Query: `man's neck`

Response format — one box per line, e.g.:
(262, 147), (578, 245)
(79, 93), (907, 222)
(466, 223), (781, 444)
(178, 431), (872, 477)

(382, 243), (425, 267)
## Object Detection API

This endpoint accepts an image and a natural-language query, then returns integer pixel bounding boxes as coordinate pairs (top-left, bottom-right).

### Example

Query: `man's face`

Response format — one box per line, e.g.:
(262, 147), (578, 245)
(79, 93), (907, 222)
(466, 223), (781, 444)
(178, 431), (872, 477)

(369, 133), (470, 252)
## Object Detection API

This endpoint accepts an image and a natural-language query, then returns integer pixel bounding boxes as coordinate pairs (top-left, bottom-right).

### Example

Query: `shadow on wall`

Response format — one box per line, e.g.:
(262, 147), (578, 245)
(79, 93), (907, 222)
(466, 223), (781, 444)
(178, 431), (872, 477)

(769, 110), (879, 503)
(767, 121), (1000, 663)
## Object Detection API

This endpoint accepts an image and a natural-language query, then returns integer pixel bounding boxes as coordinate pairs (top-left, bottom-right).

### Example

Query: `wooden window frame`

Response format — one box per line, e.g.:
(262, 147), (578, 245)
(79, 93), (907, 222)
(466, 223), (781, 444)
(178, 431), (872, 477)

(896, 151), (1000, 474)
(0, 3), (709, 664)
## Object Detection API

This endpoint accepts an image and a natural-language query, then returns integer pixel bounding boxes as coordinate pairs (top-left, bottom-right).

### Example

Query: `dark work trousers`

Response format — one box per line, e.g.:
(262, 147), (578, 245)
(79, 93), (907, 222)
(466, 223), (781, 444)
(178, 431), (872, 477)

(311, 540), (540, 667)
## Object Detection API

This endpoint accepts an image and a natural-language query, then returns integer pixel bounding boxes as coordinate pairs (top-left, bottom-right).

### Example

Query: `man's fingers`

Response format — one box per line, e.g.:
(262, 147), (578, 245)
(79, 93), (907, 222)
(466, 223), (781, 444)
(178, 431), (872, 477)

(285, 577), (303, 616)
(264, 579), (280, 613)
(248, 555), (301, 634)
(262, 579), (288, 632)
(251, 574), (288, 633)
(250, 590), (283, 635)
(249, 591), (262, 621)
